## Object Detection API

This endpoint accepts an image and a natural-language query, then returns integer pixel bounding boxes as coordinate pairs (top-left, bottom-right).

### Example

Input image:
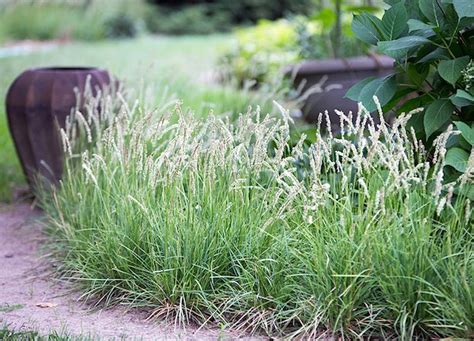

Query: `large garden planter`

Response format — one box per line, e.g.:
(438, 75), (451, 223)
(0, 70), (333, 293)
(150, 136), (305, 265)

(289, 55), (394, 129)
(6, 67), (112, 187)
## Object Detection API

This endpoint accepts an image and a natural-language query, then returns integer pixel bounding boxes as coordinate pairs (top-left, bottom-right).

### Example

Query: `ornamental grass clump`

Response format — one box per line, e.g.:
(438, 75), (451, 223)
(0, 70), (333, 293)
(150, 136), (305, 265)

(40, 89), (473, 339)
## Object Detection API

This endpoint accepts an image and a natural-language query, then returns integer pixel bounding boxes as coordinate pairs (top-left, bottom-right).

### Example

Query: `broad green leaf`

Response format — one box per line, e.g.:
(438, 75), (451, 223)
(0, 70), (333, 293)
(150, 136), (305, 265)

(460, 16), (474, 27)
(443, 3), (464, 35)
(424, 99), (454, 138)
(383, 87), (414, 112)
(417, 47), (450, 63)
(455, 183), (474, 200)
(419, 0), (446, 26)
(407, 19), (436, 38)
(459, 135), (473, 150)
(397, 94), (432, 135)
(407, 109), (426, 134)
(454, 121), (474, 145)
(407, 19), (435, 32)
(383, 0), (420, 21)
(438, 56), (470, 85)
(448, 133), (473, 150)
(381, 2), (408, 39)
(407, 63), (429, 86)
(357, 75), (397, 112)
(445, 147), (469, 172)
(345, 76), (376, 101)
(453, 0), (474, 18)
(450, 89), (474, 107)
(384, 0), (403, 5)
(378, 36), (432, 59)
(398, 94), (432, 114)
(345, 5), (379, 14)
(457, 134), (473, 150)
(352, 13), (383, 45)
(447, 133), (461, 148)
(415, 28), (437, 38)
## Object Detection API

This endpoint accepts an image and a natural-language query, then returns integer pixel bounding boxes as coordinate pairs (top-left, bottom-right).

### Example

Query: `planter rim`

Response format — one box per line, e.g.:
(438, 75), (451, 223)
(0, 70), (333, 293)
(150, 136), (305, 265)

(286, 55), (395, 76)
(29, 66), (103, 72)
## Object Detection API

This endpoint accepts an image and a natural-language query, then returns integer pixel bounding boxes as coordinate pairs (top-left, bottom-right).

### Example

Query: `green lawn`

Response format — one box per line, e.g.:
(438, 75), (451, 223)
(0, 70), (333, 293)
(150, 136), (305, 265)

(0, 34), (274, 202)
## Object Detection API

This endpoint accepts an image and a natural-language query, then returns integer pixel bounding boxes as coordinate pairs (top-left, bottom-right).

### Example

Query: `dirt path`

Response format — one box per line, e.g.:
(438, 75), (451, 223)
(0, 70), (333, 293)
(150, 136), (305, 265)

(0, 204), (258, 340)
(0, 40), (62, 59)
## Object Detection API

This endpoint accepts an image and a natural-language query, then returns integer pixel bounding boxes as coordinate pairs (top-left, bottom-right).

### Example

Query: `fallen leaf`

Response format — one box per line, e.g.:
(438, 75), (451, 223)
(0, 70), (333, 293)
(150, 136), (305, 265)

(35, 302), (57, 308)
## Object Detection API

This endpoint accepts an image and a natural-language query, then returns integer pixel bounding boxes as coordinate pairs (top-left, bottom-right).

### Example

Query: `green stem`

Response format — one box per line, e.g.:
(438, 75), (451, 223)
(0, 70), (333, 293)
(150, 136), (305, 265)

(440, 36), (457, 59)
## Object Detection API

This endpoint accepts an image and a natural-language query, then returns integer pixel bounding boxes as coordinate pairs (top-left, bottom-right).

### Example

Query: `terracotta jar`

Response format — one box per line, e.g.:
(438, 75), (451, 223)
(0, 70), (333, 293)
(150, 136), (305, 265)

(288, 55), (394, 130)
(6, 67), (112, 187)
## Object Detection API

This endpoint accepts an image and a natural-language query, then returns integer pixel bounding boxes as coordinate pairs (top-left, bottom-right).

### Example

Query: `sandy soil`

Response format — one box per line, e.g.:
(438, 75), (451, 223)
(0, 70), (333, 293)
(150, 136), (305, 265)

(0, 204), (262, 340)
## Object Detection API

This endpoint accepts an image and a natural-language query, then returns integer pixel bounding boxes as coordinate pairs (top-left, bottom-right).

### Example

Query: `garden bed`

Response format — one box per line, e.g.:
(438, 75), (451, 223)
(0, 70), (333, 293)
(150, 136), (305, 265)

(35, 89), (473, 339)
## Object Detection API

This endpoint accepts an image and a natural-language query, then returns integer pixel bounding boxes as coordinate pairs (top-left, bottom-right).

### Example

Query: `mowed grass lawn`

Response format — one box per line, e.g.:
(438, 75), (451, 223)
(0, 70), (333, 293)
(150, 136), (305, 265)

(0, 34), (270, 201)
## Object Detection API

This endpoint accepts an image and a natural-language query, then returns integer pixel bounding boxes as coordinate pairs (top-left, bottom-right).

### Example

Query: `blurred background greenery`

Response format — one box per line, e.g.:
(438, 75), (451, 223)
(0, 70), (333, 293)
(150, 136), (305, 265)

(0, 0), (382, 201)
(0, 0), (382, 41)
(0, 0), (317, 41)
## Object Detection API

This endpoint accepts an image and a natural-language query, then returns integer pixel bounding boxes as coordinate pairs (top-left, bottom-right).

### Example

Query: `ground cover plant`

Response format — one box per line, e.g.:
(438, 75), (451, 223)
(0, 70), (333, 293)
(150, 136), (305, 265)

(39, 87), (473, 338)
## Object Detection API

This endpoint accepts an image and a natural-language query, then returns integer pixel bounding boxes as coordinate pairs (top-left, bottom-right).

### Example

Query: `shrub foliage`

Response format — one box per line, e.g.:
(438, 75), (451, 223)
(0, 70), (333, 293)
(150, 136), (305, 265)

(348, 0), (474, 192)
(0, 0), (146, 41)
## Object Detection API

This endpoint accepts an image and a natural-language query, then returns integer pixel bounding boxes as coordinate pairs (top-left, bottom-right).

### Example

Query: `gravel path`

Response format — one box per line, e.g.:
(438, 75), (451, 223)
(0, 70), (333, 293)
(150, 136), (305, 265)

(0, 204), (257, 340)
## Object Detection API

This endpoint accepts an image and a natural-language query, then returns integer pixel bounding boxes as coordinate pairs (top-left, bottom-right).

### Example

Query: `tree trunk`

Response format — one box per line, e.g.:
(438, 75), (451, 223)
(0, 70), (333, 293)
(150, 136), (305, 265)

(332, 0), (342, 58)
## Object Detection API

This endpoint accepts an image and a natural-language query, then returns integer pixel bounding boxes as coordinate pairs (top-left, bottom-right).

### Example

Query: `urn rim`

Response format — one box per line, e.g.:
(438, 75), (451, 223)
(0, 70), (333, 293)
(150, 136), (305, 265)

(30, 66), (102, 72)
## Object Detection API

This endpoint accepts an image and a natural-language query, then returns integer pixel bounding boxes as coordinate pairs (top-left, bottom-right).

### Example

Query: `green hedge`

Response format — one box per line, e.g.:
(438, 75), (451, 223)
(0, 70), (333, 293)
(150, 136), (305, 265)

(147, 0), (314, 23)
(0, 0), (148, 42)
(145, 0), (315, 35)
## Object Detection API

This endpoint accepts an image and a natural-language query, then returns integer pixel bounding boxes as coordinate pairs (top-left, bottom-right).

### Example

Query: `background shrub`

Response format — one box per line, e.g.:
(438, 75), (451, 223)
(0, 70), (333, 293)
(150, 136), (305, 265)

(146, 0), (315, 24)
(0, 0), (147, 42)
(218, 19), (301, 85)
(145, 4), (232, 35)
(104, 14), (139, 39)
(0, 4), (82, 41)
(217, 9), (372, 87)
